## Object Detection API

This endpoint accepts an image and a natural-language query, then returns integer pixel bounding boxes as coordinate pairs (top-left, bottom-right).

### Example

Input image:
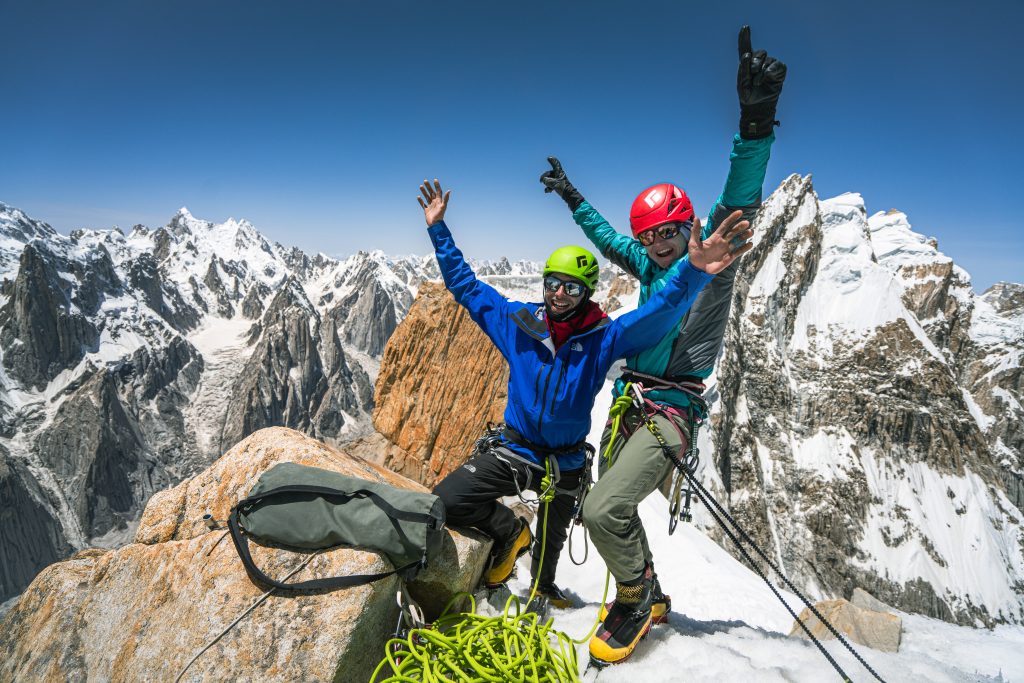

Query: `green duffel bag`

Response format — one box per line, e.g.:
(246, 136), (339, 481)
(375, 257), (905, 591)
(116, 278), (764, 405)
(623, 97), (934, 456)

(228, 462), (446, 591)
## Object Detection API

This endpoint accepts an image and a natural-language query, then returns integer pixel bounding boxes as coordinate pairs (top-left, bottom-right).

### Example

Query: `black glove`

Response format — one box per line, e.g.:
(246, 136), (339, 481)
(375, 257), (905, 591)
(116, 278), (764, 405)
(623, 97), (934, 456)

(737, 26), (787, 140)
(539, 156), (585, 212)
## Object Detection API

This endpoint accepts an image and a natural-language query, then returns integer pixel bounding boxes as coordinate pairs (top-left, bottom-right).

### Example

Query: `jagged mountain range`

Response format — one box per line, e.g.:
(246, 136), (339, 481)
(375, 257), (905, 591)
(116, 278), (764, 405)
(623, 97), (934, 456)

(0, 202), (565, 603)
(1, 180), (1021, 631)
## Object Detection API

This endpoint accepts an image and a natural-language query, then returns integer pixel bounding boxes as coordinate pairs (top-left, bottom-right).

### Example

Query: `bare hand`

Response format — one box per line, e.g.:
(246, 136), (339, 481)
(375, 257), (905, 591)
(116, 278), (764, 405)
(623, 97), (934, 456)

(687, 210), (754, 274)
(417, 179), (450, 226)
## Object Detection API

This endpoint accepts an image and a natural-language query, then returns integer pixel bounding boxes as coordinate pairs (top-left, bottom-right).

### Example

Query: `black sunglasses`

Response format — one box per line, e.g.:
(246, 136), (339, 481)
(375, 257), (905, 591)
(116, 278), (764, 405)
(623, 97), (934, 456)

(637, 221), (691, 247)
(543, 275), (586, 297)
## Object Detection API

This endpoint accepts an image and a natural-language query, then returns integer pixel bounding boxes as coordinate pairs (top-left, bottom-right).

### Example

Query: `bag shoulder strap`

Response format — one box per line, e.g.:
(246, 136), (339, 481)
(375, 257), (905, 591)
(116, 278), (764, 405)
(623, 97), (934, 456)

(237, 484), (441, 527)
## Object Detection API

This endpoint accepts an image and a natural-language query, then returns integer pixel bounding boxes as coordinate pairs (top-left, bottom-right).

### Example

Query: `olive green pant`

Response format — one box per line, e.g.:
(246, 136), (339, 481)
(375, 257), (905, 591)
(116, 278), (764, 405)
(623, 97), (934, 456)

(581, 410), (689, 583)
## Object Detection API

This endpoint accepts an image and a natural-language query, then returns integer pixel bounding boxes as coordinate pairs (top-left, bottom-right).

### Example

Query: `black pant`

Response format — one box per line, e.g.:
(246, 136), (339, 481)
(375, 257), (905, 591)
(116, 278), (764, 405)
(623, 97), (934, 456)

(432, 448), (583, 586)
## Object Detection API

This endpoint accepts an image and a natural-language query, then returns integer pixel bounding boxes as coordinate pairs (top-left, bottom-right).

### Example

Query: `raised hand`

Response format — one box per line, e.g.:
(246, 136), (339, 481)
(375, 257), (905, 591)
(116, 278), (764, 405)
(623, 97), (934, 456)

(539, 156), (586, 212)
(687, 210), (754, 274)
(417, 179), (450, 226)
(737, 25), (787, 139)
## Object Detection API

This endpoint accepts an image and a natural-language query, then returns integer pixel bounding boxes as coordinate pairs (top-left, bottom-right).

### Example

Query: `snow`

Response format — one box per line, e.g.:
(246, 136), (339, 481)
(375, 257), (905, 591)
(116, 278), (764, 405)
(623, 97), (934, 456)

(1, 196), (1022, 679)
(184, 317), (254, 458)
(962, 388), (995, 432)
(789, 194), (945, 363)
(749, 190), (819, 300)
(971, 294), (1024, 348)
(488, 377), (1024, 680)
(788, 428), (859, 481)
(856, 449), (1024, 624)
(868, 209), (950, 271)
(502, 441), (1024, 681)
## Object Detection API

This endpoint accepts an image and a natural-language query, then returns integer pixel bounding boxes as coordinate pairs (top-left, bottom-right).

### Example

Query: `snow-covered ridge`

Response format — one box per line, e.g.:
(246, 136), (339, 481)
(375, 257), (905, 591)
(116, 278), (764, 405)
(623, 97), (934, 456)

(715, 174), (1024, 628)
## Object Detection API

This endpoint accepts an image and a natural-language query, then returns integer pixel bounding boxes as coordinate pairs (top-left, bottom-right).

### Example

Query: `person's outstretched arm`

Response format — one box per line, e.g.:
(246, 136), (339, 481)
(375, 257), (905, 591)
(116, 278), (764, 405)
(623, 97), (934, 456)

(419, 179), (512, 356)
(540, 157), (657, 284)
(606, 210), (754, 361)
(704, 25), (787, 238)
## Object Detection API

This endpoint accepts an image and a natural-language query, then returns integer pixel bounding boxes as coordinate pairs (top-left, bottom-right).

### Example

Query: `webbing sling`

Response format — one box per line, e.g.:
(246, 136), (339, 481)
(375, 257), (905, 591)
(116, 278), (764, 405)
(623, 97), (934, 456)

(228, 483), (443, 592)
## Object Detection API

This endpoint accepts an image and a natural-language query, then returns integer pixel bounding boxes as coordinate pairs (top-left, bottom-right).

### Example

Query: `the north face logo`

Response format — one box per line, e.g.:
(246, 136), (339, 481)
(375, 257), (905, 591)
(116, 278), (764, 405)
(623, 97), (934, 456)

(571, 342), (583, 352)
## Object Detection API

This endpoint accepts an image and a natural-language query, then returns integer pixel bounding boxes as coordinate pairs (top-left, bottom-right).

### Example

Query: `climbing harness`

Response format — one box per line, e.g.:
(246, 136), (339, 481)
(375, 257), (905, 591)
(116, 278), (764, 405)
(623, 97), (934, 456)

(476, 421), (596, 564)
(628, 380), (704, 536)
(607, 373), (706, 536)
(617, 378), (887, 683)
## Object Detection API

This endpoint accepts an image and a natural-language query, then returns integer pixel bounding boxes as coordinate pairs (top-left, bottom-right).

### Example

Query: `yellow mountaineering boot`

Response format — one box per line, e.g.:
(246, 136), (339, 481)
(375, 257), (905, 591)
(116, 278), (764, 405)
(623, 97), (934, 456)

(589, 564), (654, 666)
(484, 517), (532, 587)
(598, 569), (670, 624)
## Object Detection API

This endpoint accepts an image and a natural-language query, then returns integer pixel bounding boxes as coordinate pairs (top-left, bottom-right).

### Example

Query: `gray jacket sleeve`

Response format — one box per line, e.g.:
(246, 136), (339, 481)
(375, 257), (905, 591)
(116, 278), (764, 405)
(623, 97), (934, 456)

(664, 201), (759, 377)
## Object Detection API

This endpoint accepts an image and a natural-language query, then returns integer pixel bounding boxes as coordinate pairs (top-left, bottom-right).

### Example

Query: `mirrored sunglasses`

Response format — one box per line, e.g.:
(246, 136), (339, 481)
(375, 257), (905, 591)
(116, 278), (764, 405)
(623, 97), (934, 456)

(637, 221), (692, 247)
(543, 275), (586, 297)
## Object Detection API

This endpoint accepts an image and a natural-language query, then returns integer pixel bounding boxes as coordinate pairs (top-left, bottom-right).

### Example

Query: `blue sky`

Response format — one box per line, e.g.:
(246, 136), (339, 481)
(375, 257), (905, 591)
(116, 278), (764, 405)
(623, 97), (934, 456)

(2, 0), (1020, 290)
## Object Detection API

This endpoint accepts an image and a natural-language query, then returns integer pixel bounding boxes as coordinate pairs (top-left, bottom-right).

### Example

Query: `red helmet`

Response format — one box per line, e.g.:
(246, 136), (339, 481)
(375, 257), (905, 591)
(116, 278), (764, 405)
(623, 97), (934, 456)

(629, 183), (694, 238)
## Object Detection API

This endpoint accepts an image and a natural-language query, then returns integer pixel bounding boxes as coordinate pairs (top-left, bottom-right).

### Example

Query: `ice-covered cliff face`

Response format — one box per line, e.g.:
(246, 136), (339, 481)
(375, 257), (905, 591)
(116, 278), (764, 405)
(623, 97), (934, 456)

(710, 175), (1024, 626)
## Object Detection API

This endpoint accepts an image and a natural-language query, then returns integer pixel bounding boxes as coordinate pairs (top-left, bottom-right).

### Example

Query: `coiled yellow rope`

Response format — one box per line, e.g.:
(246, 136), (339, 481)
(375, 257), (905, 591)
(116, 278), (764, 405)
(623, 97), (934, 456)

(370, 590), (580, 682)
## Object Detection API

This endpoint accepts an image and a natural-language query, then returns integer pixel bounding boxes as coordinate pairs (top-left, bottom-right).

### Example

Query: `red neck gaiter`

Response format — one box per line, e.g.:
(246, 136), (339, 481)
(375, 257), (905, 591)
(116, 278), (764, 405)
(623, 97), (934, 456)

(545, 301), (608, 351)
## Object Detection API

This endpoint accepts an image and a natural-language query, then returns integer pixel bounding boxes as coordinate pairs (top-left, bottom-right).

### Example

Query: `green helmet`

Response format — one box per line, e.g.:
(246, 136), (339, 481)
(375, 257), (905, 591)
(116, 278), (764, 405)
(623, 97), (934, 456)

(543, 245), (600, 292)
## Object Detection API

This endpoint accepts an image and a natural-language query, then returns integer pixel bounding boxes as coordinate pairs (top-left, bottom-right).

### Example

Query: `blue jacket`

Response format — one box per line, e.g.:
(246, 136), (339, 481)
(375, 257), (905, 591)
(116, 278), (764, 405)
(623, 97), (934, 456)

(428, 220), (713, 470)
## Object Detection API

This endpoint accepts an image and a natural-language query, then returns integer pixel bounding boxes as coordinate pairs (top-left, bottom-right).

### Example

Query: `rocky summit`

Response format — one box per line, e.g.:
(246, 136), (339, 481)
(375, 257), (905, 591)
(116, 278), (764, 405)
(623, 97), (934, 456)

(0, 427), (491, 683)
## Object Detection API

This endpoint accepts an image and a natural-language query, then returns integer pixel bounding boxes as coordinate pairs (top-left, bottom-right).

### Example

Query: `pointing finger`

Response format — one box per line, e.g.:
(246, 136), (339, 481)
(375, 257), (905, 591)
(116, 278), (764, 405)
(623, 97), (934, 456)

(738, 25), (752, 59)
(547, 156), (563, 174)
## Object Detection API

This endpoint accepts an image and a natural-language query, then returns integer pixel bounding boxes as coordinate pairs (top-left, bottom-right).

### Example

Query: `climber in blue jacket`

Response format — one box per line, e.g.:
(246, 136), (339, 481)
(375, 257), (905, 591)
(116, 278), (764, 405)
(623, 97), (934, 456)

(418, 178), (754, 606)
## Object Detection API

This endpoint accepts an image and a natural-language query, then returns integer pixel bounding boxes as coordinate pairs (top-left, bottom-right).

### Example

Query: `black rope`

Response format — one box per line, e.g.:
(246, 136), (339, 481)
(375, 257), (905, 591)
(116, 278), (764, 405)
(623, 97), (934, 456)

(639, 402), (886, 683)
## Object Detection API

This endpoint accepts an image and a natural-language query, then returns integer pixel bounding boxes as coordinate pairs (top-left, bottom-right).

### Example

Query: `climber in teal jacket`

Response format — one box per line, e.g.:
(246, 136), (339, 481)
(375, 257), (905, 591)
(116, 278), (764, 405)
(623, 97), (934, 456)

(540, 26), (787, 667)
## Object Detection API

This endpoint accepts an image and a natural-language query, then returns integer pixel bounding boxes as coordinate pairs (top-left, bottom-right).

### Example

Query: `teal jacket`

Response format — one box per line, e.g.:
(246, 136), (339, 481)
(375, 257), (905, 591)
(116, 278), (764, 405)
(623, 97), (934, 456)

(573, 132), (774, 408)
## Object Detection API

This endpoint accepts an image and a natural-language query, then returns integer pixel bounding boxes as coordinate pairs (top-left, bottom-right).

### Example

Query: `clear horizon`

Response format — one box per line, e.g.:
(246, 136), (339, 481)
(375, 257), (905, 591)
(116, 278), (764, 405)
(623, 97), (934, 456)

(2, 0), (1020, 290)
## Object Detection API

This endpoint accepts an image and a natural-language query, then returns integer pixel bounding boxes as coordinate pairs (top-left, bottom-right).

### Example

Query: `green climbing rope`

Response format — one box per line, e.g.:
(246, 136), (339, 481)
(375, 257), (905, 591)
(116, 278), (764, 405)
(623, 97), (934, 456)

(602, 383), (635, 468)
(370, 591), (580, 682)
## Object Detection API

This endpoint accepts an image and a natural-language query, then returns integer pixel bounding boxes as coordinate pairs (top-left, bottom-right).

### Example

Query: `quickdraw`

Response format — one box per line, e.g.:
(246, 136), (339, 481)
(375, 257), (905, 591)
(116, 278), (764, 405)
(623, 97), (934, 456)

(567, 442), (595, 566)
